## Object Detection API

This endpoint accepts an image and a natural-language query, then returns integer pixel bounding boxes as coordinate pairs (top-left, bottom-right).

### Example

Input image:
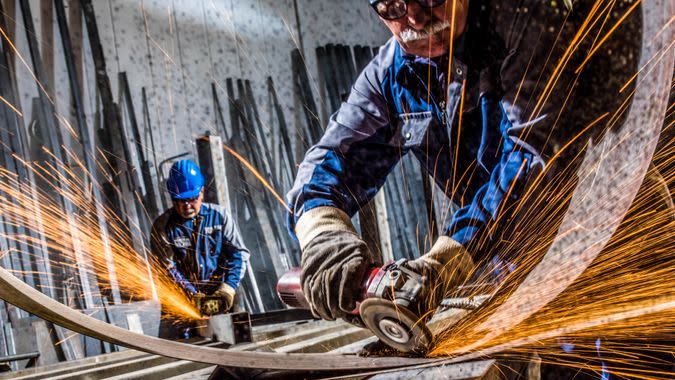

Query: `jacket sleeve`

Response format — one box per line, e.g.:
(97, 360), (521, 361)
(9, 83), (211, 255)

(150, 214), (198, 295)
(286, 47), (400, 237)
(216, 208), (250, 289)
(447, 1), (575, 248)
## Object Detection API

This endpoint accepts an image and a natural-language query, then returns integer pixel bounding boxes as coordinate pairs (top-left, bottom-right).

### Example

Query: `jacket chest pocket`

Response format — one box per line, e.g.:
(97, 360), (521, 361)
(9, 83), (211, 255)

(171, 235), (192, 250)
(396, 111), (434, 148)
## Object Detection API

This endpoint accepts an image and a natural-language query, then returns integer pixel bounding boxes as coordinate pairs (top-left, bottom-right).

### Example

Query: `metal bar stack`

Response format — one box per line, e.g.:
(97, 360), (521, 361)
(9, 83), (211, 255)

(291, 48), (322, 158)
(201, 79), (300, 312)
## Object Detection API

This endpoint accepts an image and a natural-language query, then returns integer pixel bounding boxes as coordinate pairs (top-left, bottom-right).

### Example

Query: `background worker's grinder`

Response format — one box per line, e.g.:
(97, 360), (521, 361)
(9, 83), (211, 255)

(276, 259), (433, 353)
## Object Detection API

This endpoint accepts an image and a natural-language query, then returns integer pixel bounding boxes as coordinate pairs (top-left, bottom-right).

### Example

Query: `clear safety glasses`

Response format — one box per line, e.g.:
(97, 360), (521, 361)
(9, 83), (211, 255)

(370, 0), (447, 20)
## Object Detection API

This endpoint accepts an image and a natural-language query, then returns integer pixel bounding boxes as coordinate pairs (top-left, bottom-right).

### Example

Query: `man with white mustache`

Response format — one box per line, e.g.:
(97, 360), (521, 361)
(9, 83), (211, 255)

(286, 0), (640, 363)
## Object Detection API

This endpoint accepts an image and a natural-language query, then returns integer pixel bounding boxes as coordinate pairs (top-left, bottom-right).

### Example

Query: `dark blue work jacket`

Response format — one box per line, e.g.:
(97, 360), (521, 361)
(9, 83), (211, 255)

(151, 203), (249, 294)
(286, 0), (582, 257)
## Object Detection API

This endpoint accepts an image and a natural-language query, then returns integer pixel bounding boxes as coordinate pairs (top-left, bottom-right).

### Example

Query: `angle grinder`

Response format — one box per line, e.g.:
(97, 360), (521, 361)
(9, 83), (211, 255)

(276, 259), (433, 353)
(192, 293), (224, 316)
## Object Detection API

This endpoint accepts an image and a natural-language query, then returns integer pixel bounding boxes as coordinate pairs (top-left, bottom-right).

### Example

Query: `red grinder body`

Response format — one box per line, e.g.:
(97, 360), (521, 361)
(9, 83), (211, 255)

(276, 266), (383, 313)
(276, 260), (432, 354)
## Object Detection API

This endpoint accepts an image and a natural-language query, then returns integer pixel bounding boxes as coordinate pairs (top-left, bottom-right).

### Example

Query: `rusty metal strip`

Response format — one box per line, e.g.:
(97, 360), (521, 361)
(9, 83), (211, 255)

(0, 265), (432, 371)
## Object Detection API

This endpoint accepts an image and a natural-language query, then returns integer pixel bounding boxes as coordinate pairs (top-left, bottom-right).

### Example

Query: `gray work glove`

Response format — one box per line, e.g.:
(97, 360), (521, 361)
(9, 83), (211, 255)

(403, 236), (475, 318)
(295, 207), (372, 321)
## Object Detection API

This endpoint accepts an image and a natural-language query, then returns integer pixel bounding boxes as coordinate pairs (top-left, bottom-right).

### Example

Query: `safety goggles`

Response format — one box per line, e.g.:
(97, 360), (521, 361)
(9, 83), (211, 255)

(369, 0), (447, 20)
(172, 196), (199, 204)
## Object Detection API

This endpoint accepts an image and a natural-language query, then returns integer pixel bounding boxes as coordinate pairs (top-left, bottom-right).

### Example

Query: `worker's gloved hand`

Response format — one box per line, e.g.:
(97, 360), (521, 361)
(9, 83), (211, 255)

(202, 299), (221, 315)
(211, 283), (236, 313)
(402, 236), (475, 318)
(295, 207), (373, 321)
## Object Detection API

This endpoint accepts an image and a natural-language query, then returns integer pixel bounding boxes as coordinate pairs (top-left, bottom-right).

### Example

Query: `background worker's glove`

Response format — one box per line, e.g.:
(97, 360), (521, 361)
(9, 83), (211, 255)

(202, 299), (221, 315)
(211, 283), (236, 313)
(403, 236), (475, 317)
(295, 207), (373, 321)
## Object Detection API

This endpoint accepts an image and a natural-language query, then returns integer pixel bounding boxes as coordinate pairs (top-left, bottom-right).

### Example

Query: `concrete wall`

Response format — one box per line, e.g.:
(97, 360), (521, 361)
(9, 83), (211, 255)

(4, 0), (390, 194)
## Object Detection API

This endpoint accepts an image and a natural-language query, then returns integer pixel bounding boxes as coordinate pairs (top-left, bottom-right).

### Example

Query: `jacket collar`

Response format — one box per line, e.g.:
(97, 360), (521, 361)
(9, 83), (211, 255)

(169, 204), (207, 223)
(393, 33), (469, 88)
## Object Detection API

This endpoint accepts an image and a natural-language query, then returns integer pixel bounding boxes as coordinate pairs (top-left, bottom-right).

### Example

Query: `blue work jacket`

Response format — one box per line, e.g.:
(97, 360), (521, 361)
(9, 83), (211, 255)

(287, 0), (583, 257)
(151, 203), (250, 294)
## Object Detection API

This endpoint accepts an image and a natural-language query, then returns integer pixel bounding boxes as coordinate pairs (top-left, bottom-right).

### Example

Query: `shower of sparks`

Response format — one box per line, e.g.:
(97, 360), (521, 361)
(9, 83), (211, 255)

(0, 153), (201, 322)
(429, 141), (674, 377)
(421, 0), (674, 377)
(0, 0), (669, 375)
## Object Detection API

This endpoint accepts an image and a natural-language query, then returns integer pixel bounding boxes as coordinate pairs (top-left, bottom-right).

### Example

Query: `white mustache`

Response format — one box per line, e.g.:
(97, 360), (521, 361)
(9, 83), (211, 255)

(399, 20), (451, 43)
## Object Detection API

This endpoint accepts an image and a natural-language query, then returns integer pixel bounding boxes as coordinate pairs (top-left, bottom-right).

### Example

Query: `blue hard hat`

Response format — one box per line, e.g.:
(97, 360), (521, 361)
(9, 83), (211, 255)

(166, 160), (204, 199)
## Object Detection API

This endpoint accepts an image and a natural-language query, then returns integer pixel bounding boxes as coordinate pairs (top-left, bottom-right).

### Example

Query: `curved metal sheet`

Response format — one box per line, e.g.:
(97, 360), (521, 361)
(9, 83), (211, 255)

(0, 264), (432, 371)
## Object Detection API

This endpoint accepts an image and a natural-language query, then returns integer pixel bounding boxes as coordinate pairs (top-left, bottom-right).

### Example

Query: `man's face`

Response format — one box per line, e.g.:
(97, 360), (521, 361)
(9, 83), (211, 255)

(173, 190), (204, 219)
(379, 0), (469, 58)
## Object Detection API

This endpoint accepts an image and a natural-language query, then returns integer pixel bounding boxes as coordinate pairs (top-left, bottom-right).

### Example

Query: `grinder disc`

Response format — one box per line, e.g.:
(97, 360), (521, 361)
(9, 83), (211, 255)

(359, 298), (432, 354)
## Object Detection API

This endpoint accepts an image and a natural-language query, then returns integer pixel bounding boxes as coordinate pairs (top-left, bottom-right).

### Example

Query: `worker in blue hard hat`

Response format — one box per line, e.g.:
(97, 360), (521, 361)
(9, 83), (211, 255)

(150, 159), (250, 337)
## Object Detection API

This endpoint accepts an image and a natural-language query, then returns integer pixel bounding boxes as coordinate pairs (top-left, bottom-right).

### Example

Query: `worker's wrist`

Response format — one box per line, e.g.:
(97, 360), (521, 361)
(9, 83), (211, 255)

(217, 283), (236, 298)
(295, 206), (356, 250)
(427, 236), (464, 257)
(418, 236), (473, 268)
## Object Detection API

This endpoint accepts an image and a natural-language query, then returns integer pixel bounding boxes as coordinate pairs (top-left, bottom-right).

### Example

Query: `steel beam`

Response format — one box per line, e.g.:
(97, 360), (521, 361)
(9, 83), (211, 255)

(291, 48), (321, 151)
(141, 87), (162, 210)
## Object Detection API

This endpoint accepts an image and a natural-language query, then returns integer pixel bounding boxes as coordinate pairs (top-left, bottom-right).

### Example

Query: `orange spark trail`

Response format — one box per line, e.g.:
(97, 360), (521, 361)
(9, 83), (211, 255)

(452, 79), (466, 194)
(446, 0), (458, 89)
(222, 143), (292, 213)
(0, 95), (22, 116)
(0, 26), (53, 104)
(575, 0), (642, 74)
